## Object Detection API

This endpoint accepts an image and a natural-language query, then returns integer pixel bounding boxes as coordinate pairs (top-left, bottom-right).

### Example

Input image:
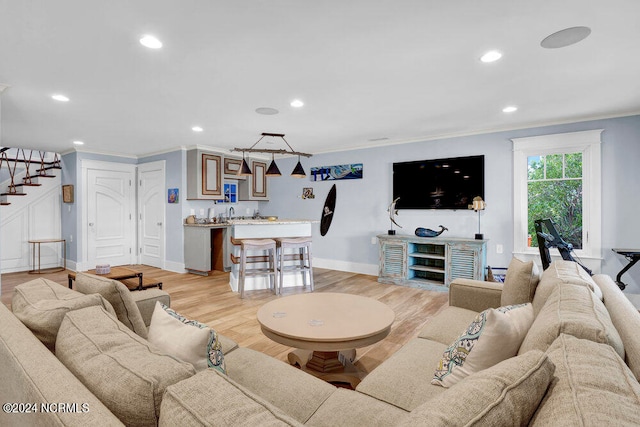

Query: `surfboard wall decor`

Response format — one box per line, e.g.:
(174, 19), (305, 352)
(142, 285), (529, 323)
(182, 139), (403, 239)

(320, 184), (336, 236)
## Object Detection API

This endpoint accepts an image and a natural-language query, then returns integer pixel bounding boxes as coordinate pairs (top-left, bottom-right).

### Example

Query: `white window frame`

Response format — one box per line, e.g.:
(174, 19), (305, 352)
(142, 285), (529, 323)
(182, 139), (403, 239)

(512, 130), (602, 270)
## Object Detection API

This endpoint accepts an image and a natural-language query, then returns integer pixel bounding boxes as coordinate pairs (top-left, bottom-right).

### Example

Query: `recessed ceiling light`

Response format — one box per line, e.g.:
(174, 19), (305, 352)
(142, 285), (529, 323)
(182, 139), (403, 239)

(192, 126), (203, 132)
(290, 99), (304, 108)
(502, 105), (518, 113)
(255, 107), (279, 115)
(541, 26), (591, 49)
(140, 35), (163, 49)
(52, 94), (70, 102)
(73, 140), (84, 145)
(480, 50), (502, 63)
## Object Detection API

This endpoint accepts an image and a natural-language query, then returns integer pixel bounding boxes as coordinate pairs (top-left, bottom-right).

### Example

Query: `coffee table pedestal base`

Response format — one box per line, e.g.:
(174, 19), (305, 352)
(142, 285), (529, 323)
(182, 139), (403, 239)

(287, 349), (363, 389)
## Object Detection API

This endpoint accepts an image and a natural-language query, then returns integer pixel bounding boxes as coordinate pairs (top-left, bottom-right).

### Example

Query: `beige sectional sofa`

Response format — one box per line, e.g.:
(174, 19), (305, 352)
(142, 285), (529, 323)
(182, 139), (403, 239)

(1, 260), (640, 426)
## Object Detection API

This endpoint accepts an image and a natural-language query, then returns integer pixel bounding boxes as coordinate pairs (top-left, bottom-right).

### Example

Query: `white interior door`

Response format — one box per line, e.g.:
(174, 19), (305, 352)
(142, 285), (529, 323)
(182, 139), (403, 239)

(84, 162), (135, 268)
(138, 161), (165, 268)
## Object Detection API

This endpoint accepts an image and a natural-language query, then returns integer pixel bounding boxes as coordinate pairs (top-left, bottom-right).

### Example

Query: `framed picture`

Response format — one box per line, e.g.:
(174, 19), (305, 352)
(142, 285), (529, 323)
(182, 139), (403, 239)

(168, 188), (179, 203)
(62, 185), (74, 203)
(302, 187), (315, 199)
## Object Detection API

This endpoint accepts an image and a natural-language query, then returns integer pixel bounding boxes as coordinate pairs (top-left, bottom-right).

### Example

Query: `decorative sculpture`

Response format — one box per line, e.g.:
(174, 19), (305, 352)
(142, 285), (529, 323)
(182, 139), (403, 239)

(387, 197), (402, 235)
(415, 225), (448, 238)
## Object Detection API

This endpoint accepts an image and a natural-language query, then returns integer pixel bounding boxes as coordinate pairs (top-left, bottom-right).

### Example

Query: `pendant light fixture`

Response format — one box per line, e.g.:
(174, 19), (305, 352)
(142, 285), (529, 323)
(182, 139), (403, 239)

(232, 133), (312, 178)
(265, 153), (282, 176)
(290, 155), (306, 178)
(238, 152), (252, 176)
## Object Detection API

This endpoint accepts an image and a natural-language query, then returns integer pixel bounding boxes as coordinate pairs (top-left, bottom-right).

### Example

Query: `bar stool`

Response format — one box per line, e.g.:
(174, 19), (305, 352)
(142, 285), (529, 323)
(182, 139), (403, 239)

(276, 237), (314, 294)
(231, 238), (278, 298)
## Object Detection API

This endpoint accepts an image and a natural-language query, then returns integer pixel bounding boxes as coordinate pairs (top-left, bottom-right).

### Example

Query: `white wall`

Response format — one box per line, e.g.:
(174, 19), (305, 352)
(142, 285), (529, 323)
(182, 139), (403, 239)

(264, 115), (640, 293)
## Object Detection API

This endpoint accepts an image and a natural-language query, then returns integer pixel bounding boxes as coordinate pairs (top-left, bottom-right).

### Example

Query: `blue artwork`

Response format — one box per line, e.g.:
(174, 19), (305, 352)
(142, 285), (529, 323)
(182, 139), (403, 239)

(310, 163), (363, 181)
(167, 188), (179, 204)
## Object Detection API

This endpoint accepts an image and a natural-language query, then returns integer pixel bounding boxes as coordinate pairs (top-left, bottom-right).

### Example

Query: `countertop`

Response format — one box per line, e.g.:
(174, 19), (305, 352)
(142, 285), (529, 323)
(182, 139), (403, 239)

(184, 218), (317, 227)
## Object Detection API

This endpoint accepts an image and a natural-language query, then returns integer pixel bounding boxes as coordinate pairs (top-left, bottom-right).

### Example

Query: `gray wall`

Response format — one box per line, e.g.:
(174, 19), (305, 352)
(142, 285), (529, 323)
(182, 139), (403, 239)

(55, 115), (640, 292)
(264, 115), (640, 292)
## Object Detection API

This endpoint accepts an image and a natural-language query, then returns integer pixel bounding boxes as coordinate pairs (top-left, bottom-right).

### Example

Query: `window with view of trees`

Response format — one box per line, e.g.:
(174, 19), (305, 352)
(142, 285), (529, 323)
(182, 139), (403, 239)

(512, 130), (601, 263)
(527, 153), (583, 249)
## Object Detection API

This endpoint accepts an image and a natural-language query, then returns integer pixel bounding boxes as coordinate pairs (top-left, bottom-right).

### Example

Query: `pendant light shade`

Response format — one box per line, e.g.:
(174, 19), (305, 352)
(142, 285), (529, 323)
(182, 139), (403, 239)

(265, 154), (282, 176)
(238, 154), (252, 176)
(291, 156), (306, 178)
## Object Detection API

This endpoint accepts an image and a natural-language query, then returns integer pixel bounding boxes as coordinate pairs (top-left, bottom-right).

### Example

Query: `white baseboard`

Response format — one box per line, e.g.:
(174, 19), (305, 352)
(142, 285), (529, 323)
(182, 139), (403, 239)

(164, 260), (186, 273)
(313, 258), (378, 276)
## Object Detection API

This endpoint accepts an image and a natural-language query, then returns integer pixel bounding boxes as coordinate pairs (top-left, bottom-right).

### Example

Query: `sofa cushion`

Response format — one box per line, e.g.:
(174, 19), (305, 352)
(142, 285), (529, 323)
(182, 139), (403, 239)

(11, 277), (116, 351)
(130, 287), (171, 326)
(530, 334), (640, 426)
(159, 368), (303, 427)
(519, 283), (625, 358)
(593, 274), (640, 380)
(400, 350), (554, 427)
(356, 338), (447, 411)
(0, 303), (125, 426)
(305, 388), (409, 426)
(147, 302), (225, 374)
(418, 305), (479, 345)
(532, 260), (601, 315)
(75, 272), (148, 338)
(501, 257), (540, 306)
(224, 347), (336, 423)
(432, 303), (534, 388)
(56, 306), (196, 426)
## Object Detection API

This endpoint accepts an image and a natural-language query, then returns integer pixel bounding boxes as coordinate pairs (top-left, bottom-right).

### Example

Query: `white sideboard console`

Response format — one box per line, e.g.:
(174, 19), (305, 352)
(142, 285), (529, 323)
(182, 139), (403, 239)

(377, 234), (487, 289)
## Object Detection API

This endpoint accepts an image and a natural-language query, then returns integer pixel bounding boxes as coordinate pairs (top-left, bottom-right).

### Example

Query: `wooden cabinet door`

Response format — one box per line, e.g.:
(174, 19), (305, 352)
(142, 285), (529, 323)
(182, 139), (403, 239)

(251, 161), (267, 198)
(202, 154), (222, 196)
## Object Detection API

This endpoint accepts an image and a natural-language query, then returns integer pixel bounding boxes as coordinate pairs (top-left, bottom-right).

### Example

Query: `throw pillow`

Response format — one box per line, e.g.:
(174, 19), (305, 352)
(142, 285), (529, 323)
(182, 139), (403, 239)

(518, 282), (625, 358)
(11, 277), (116, 351)
(147, 302), (226, 374)
(56, 306), (196, 426)
(432, 303), (534, 388)
(501, 257), (540, 306)
(530, 334), (640, 426)
(403, 350), (555, 426)
(74, 272), (148, 338)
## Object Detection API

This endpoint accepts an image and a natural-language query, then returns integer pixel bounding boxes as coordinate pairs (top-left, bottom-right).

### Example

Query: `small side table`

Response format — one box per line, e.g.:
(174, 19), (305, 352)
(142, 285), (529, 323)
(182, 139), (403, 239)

(28, 238), (66, 274)
(612, 248), (640, 291)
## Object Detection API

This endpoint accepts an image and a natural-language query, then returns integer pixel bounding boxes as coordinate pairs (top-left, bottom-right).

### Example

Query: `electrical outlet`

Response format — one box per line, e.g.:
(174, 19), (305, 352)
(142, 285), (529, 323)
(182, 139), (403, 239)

(70, 234), (73, 243)
(371, 236), (377, 245)
(496, 244), (503, 254)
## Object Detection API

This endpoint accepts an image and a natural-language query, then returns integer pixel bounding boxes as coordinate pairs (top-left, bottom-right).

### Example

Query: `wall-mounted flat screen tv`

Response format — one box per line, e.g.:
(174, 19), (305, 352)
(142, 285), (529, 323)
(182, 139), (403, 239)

(392, 155), (484, 210)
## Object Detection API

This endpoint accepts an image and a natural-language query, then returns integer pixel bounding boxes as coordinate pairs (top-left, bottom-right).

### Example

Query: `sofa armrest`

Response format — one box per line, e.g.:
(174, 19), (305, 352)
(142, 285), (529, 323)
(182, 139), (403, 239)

(449, 279), (503, 312)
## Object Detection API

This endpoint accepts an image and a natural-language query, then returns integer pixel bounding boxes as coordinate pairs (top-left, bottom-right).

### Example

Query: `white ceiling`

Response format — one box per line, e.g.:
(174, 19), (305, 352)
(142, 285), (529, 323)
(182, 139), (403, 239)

(1, 0), (639, 158)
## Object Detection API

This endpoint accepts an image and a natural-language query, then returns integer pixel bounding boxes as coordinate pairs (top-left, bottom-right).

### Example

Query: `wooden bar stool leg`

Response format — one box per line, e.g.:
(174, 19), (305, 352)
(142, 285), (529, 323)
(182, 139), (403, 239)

(239, 246), (247, 299)
(307, 243), (314, 292)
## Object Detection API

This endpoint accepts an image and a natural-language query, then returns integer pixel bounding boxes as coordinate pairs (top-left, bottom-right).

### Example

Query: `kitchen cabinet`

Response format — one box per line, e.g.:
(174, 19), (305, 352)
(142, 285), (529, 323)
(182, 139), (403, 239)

(184, 225), (229, 274)
(239, 159), (268, 200)
(223, 156), (246, 180)
(186, 149), (223, 200)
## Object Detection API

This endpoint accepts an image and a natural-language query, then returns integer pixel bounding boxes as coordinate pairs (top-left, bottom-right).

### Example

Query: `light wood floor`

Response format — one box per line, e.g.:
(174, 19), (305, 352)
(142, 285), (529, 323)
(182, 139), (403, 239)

(1, 267), (449, 373)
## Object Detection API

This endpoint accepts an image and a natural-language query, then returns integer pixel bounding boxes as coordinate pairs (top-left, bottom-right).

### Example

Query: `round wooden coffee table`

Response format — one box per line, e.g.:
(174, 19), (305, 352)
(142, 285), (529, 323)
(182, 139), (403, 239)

(257, 292), (395, 387)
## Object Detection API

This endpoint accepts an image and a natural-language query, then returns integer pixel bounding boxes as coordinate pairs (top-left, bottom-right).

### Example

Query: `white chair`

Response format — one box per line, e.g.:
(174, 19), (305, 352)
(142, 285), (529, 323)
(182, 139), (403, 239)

(276, 236), (314, 294)
(231, 238), (278, 298)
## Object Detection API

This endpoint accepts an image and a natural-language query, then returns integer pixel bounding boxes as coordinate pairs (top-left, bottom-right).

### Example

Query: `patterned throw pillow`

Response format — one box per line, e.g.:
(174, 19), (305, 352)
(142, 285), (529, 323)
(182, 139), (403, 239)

(432, 303), (534, 388)
(147, 302), (225, 374)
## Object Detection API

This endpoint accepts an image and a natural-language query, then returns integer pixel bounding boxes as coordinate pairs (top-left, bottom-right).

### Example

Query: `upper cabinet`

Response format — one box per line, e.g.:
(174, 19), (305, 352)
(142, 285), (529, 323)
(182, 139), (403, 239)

(186, 149), (224, 200)
(239, 160), (269, 200)
(223, 156), (246, 180)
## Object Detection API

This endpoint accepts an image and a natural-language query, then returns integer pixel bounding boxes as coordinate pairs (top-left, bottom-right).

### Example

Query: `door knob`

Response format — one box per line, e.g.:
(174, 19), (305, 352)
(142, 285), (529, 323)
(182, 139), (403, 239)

(89, 222), (94, 226)
(157, 222), (163, 226)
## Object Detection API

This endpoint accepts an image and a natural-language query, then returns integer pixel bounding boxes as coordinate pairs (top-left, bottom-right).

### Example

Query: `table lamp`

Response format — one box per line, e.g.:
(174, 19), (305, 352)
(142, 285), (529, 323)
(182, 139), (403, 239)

(470, 196), (486, 240)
